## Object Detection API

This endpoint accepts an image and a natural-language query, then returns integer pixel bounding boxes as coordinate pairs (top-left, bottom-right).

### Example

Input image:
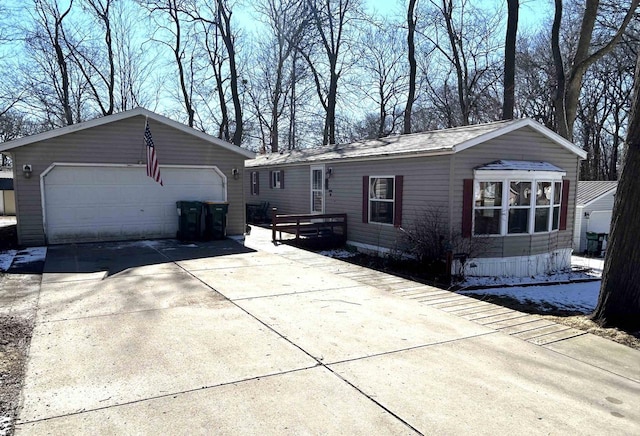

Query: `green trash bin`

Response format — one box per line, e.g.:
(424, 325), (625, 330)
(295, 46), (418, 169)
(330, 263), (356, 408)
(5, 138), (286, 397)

(586, 231), (599, 256)
(176, 201), (203, 241)
(203, 202), (229, 240)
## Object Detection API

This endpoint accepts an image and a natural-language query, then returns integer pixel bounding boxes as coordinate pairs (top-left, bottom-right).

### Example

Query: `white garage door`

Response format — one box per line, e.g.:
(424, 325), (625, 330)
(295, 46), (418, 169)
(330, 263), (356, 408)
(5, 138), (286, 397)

(43, 164), (225, 244)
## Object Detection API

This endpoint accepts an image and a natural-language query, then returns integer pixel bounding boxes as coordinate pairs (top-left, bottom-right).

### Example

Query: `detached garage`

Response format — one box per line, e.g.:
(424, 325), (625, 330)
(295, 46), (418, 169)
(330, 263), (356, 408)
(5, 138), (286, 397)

(0, 108), (254, 246)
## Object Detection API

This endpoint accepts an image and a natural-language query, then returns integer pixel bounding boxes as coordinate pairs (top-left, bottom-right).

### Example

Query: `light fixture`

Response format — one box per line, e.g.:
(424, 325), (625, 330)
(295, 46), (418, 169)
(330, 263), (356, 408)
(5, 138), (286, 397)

(22, 164), (33, 179)
(232, 168), (240, 180)
(327, 167), (333, 177)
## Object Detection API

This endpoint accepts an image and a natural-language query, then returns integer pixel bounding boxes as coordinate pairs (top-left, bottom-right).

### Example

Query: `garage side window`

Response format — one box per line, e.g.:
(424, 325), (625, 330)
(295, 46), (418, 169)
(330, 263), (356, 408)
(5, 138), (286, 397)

(250, 171), (259, 195)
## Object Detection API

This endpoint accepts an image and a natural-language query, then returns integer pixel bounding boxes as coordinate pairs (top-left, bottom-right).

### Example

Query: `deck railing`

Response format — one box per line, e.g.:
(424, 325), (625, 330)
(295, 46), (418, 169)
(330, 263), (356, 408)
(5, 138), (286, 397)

(271, 208), (347, 245)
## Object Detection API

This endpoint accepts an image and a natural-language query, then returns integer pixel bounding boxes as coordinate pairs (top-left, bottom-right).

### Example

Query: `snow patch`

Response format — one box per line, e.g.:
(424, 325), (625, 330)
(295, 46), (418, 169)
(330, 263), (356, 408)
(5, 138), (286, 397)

(0, 250), (16, 272)
(12, 247), (47, 265)
(318, 249), (358, 259)
(459, 281), (600, 314)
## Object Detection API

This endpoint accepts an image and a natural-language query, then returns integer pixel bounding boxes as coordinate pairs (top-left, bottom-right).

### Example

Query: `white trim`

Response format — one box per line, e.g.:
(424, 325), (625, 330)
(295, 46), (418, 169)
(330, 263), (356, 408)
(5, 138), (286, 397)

(454, 118), (587, 159)
(310, 165), (325, 214)
(0, 107), (256, 159)
(40, 163), (227, 242)
(473, 176), (564, 236)
(457, 248), (572, 277)
(246, 149), (455, 169)
(346, 240), (393, 255)
(368, 175), (396, 225)
(474, 169), (565, 180)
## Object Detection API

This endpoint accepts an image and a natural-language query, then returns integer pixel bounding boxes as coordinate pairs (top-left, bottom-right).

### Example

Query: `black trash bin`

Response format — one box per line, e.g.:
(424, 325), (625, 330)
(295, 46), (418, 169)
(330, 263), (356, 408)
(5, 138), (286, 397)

(176, 201), (203, 241)
(203, 202), (229, 240)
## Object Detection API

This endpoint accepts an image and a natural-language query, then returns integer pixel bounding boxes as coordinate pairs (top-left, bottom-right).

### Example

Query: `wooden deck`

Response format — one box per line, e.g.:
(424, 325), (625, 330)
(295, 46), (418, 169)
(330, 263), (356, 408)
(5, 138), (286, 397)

(271, 209), (347, 249)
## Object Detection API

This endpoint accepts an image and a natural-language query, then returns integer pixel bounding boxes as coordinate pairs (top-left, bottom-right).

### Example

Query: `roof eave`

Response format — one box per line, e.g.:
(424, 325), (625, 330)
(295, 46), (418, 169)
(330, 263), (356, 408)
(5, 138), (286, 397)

(579, 187), (617, 207)
(246, 148), (454, 168)
(0, 107), (256, 159)
(453, 118), (588, 159)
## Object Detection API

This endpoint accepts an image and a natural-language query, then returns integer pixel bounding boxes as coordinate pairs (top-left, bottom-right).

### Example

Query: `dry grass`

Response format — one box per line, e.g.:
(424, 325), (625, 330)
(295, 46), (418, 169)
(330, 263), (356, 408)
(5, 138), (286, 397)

(542, 315), (640, 350)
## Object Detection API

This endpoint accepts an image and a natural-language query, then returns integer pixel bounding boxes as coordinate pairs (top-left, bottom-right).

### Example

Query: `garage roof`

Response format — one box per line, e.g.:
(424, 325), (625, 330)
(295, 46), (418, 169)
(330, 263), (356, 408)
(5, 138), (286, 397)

(0, 107), (255, 159)
(247, 118), (587, 167)
(576, 181), (618, 207)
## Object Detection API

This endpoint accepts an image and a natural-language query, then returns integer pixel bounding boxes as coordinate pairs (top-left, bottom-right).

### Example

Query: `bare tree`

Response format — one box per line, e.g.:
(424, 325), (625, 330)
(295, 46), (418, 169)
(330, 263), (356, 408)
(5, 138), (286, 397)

(30, 0), (76, 125)
(249, 0), (309, 152)
(551, 0), (639, 140)
(360, 22), (407, 138)
(185, 0), (244, 145)
(422, 0), (503, 126)
(144, 0), (196, 126)
(592, 49), (640, 331)
(502, 0), (518, 120)
(66, 0), (116, 116)
(301, 0), (362, 145)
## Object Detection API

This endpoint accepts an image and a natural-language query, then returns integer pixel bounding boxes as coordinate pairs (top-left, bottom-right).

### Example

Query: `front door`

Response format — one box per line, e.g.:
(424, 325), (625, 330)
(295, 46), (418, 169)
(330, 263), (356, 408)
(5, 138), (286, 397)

(310, 165), (324, 213)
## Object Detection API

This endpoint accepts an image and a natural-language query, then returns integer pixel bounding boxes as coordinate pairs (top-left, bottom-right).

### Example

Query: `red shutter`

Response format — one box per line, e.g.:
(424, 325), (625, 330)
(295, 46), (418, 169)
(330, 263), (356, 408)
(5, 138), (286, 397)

(462, 179), (473, 238)
(280, 171), (285, 189)
(362, 176), (369, 223)
(255, 172), (260, 195)
(269, 171), (273, 189)
(394, 175), (404, 227)
(559, 179), (570, 230)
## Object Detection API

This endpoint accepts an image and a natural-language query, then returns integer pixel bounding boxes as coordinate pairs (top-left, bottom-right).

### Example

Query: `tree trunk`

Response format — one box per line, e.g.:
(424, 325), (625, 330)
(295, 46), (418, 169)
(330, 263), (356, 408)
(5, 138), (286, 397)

(404, 0), (417, 134)
(502, 0), (518, 120)
(592, 53), (640, 331)
(217, 0), (243, 146)
(551, 0), (566, 138)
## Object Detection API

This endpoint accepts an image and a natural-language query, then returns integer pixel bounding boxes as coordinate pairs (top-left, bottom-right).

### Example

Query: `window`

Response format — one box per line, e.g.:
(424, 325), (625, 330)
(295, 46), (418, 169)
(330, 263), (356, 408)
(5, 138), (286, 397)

(474, 181), (502, 235)
(270, 170), (284, 189)
(471, 162), (565, 236)
(369, 177), (394, 224)
(250, 171), (259, 195)
(508, 181), (531, 234)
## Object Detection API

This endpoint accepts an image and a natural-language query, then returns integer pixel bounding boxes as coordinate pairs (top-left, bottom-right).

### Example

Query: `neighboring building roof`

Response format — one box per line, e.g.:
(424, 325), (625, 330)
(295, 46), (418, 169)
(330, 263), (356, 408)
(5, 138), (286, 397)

(247, 118), (587, 167)
(0, 107), (255, 159)
(475, 160), (564, 172)
(576, 181), (617, 207)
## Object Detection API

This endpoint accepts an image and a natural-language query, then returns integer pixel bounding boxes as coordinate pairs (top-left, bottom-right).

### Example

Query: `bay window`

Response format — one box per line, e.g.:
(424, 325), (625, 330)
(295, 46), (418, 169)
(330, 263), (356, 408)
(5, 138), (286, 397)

(472, 161), (566, 236)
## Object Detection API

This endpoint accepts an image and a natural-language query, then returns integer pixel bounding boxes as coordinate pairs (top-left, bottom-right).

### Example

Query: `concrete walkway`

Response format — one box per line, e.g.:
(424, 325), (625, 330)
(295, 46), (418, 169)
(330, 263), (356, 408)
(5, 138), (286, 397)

(15, 229), (640, 434)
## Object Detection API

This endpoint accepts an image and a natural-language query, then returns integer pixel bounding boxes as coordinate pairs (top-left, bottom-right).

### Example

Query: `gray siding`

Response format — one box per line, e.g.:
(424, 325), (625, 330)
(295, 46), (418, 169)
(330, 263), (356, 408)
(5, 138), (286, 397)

(12, 115), (247, 246)
(245, 126), (582, 259)
(246, 166), (309, 216)
(452, 126), (580, 257)
(247, 155), (451, 250)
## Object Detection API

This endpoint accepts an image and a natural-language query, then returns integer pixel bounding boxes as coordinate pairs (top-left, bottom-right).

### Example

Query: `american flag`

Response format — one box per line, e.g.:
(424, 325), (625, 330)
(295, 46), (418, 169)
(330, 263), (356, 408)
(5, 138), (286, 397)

(144, 120), (163, 186)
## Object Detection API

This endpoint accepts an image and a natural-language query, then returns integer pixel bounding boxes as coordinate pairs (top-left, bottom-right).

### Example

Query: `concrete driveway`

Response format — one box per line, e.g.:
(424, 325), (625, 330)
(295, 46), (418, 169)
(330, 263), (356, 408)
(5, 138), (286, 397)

(15, 231), (640, 435)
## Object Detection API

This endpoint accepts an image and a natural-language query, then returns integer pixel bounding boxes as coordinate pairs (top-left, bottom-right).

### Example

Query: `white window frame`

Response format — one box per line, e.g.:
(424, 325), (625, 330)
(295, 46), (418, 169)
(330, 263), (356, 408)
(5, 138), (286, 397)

(250, 171), (258, 195)
(310, 165), (325, 214)
(272, 170), (281, 189)
(473, 169), (565, 236)
(369, 175), (395, 226)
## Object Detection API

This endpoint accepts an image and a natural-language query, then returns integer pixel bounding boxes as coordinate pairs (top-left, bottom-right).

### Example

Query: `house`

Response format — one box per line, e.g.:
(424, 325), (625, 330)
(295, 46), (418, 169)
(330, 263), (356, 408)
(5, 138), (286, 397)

(0, 168), (15, 216)
(246, 118), (587, 277)
(573, 180), (617, 254)
(0, 107), (254, 246)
